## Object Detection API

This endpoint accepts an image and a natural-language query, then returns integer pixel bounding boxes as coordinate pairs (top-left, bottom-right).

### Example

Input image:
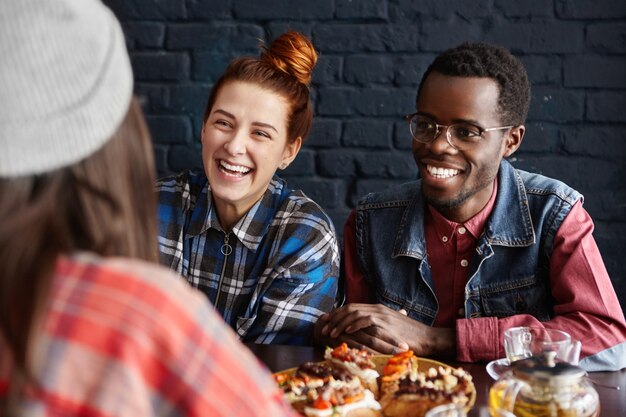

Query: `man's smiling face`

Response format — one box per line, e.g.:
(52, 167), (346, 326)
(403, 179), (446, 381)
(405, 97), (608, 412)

(412, 72), (522, 222)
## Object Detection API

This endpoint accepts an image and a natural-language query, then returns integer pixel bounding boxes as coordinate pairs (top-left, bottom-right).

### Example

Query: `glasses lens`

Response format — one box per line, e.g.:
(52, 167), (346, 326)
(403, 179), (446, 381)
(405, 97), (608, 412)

(410, 115), (437, 143)
(449, 124), (482, 147)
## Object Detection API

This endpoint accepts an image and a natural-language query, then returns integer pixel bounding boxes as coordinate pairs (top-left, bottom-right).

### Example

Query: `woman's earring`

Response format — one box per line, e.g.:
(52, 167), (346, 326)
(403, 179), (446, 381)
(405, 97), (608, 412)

(280, 163), (288, 170)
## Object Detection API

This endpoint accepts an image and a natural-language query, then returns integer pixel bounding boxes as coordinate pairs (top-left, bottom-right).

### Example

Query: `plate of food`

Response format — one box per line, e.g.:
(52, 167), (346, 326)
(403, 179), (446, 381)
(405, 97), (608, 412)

(274, 343), (476, 417)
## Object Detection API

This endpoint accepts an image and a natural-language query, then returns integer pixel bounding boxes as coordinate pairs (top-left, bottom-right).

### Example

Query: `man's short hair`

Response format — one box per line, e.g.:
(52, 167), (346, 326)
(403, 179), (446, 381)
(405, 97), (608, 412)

(417, 42), (531, 126)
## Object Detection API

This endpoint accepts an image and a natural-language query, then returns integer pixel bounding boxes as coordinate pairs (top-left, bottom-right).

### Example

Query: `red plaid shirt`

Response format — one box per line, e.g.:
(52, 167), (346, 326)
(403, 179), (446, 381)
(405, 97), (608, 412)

(0, 253), (297, 417)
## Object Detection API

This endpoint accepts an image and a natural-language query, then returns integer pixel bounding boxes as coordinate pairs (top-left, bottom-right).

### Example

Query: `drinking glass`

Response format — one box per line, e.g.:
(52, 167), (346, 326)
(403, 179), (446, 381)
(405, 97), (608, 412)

(487, 326), (582, 380)
(504, 326), (581, 365)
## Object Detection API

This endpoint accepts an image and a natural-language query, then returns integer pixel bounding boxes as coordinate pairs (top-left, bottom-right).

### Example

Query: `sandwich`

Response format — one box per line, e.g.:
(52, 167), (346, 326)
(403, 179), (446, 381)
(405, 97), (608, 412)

(276, 361), (382, 417)
(324, 343), (380, 398)
(379, 351), (474, 417)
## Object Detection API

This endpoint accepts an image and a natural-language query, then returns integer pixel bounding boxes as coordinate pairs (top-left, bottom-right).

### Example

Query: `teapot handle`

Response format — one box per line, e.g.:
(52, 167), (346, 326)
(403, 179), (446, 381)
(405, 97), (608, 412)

(500, 379), (524, 412)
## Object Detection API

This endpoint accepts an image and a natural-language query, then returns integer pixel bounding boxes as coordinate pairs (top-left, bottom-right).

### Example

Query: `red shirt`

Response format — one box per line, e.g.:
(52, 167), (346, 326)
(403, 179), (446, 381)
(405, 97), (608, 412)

(425, 180), (497, 327)
(344, 184), (626, 364)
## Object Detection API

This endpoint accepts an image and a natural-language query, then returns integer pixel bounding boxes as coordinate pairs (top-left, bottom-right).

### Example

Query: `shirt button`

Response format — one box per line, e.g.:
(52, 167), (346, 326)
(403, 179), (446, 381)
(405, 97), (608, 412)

(460, 259), (469, 267)
(442, 236), (448, 243)
(458, 308), (465, 317)
(458, 227), (467, 235)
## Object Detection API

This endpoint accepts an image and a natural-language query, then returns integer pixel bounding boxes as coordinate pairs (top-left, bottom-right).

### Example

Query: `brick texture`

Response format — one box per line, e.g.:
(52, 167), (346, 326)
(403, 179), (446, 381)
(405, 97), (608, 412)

(103, 0), (626, 310)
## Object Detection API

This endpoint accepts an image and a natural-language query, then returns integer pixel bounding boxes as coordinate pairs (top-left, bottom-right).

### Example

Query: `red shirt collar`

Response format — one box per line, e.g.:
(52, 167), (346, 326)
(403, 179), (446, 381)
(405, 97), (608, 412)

(426, 177), (498, 239)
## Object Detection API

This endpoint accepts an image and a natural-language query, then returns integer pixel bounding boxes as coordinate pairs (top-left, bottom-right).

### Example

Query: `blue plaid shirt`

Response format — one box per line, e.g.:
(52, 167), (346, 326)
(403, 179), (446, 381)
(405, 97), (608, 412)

(156, 170), (339, 345)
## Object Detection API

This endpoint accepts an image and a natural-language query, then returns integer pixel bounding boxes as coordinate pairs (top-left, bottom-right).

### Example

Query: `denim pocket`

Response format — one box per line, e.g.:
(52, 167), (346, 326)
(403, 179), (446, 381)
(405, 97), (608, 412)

(478, 276), (552, 320)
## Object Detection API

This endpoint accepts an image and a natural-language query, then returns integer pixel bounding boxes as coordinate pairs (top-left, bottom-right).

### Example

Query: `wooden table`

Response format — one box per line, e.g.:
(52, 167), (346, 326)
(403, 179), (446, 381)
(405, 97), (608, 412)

(247, 343), (626, 416)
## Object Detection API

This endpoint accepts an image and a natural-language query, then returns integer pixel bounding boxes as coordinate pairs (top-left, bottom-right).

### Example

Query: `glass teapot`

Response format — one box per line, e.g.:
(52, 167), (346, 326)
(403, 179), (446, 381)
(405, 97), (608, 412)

(488, 351), (599, 417)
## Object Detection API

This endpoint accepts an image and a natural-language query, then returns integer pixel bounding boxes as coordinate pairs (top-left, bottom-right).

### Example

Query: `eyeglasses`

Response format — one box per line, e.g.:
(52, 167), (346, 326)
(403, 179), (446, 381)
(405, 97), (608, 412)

(406, 113), (513, 151)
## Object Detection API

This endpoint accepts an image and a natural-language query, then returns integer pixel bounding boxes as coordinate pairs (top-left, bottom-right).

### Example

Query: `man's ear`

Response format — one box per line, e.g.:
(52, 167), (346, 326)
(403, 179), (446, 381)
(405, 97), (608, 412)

(280, 136), (302, 169)
(503, 125), (525, 158)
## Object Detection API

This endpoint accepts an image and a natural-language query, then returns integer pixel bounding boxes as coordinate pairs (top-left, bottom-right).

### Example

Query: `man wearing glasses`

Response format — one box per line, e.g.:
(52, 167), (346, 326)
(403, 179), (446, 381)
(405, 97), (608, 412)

(315, 42), (626, 371)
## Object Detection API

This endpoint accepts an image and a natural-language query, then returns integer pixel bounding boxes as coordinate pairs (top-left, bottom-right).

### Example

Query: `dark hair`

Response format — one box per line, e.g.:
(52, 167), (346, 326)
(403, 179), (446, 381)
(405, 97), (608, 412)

(417, 42), (531, 126)
(203, 31), (318, 143)
(0, 99), (157, 384)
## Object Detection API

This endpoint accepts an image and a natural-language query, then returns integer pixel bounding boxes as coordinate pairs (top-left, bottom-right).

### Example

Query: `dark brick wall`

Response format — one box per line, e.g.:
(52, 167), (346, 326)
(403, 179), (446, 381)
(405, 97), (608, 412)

(104, 0), (626, 311)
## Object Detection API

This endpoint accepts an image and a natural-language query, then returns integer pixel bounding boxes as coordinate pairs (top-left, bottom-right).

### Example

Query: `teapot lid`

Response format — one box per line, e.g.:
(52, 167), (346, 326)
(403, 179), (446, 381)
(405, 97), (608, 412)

(512, 351), (586, 386)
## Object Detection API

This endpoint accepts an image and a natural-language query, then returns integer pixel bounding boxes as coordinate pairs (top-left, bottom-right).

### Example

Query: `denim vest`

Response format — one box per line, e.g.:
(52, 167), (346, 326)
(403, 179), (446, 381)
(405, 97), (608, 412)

(355, 160), (582, 325)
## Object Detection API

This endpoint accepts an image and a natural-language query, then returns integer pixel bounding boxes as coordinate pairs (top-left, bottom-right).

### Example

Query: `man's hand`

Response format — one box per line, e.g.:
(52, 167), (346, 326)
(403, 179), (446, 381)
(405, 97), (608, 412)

(314, 303), (456, 357)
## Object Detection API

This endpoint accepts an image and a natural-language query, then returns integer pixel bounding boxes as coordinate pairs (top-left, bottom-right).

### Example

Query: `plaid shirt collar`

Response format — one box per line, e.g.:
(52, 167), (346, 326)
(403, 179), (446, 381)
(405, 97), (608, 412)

(186, 178), (285, 252)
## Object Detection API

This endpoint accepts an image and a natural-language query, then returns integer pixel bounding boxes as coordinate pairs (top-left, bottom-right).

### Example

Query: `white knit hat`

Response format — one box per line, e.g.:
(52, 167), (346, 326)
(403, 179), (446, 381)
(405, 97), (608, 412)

(0, 0), (133, 177)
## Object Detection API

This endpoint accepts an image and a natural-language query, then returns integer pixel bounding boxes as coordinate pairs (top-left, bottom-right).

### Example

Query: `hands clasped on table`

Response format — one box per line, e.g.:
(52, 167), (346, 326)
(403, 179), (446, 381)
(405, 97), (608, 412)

(315, 303), (455, 357)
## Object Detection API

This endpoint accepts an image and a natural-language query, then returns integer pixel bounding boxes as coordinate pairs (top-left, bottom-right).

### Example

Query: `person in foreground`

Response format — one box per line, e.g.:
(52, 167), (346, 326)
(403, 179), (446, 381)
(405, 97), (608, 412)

(0, 1), (298, 416)
(315, 42), (626, 372)
(157, 31), (339, 345)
